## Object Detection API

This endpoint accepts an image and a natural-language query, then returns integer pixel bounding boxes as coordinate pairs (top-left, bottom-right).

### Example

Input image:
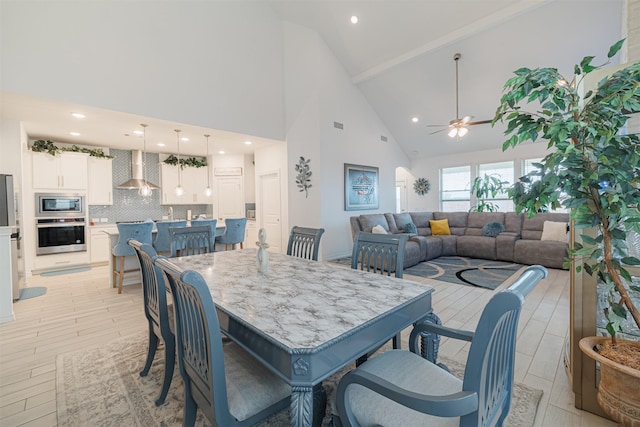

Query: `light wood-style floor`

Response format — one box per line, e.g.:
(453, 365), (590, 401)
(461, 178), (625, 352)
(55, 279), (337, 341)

(0, 264), (617, 426)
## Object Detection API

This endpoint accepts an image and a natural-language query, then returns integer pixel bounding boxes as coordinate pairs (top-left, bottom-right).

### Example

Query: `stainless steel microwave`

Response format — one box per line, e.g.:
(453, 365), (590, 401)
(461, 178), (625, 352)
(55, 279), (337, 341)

(35, 193), (85, 217)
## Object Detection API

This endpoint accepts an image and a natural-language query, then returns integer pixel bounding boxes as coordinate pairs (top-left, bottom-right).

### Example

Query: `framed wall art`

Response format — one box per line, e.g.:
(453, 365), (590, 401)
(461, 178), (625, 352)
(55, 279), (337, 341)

(344, 163), (379, 211)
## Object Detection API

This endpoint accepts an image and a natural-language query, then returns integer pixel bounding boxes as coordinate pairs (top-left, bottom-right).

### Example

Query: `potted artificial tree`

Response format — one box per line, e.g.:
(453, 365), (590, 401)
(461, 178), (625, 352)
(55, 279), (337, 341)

(493, 40), (640, 425)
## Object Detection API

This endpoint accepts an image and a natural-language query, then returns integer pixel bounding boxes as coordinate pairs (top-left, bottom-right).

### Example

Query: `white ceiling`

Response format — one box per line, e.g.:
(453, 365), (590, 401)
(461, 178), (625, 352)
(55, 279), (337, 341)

(0, 0), (624, 160)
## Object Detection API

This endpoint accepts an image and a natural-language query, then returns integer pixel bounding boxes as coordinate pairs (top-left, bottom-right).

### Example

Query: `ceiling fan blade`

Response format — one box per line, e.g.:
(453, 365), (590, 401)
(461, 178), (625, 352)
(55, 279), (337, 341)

(425, 124), (446, 127)
(428, 128), (448, 135)
(467, 119), (492, 126)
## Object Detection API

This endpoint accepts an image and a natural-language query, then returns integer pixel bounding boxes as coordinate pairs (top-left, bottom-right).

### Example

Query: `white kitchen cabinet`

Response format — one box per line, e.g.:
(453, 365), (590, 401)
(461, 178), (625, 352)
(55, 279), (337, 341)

(87, 157), (113, 205)
(32, 151), (88, 190)
(34, 250), (90, 271)
(90, 227), (113, 264)
(161, 164), (210, 205)
(216, 176), (244, 219)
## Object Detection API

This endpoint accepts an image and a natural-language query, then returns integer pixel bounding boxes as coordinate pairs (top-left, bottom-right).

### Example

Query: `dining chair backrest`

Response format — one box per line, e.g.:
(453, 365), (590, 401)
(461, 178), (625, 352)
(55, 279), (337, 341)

(169, 225), (213, 257)
(112, 222), (154, 257)
(154, 257), (291, 426)
(351, 231), (408, 278)
(193, 218), (218, 242)
(286, 226), (325, 261)
(216, 217), (247, 247)
(127, 239), (175, 405)
(154, 220), (187, 253)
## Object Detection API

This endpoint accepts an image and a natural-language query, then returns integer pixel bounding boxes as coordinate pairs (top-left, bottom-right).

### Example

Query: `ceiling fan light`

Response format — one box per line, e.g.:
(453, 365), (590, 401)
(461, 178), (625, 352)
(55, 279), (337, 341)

(448, 128), (458, 138)
(461, 116), (471, 124)
(458, 127), (469, 137)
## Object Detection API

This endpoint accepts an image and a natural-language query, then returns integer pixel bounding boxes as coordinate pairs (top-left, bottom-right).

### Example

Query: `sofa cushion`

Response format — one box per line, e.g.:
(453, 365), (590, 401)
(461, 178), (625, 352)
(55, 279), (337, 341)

(482, 222), (505, 238)
(359, 214), (389, 233)
(409, 212), (434, 237)
(384, 213), (399, 234)
(521, 212), (570, 240)
(429, 219), (451, 235)
(540, 221), (569, 243)
(504, 212), (524, 234)
(438, 235), (458, 256)
(392, 213), (414, 232)
(514, 240), (568, 269)
(457, 236), (497, 260)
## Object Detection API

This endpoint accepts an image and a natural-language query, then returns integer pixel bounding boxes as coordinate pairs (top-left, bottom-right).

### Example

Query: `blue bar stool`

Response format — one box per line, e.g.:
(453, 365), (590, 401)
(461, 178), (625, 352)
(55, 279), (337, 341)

(111, 222), (154, 294)
(153, 220), (187, 255)
(215, 217), (247, 251)
(192, 218), (218, 244)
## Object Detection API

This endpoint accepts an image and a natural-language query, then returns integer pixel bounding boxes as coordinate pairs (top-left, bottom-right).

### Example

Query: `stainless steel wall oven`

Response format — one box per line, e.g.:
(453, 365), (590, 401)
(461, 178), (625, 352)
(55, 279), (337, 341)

(35, 193), (87, 255)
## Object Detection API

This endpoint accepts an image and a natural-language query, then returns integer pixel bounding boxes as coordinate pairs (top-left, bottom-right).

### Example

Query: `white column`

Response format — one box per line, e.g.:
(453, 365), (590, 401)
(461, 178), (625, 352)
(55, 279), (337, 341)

(0, 227), (16, 323)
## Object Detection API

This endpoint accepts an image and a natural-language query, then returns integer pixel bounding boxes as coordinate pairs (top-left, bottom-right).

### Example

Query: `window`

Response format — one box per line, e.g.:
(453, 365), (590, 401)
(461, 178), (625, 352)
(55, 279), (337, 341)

(477, 161), (514, 211)
(441, 166), (471, 211)
(522, 158), (543, 180)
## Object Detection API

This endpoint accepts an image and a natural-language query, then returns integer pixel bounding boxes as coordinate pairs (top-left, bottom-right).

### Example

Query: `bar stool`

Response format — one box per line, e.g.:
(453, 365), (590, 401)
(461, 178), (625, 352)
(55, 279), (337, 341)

(153, 220), (187, 255)
(112, 222), (154, 294)
(192, 218), (218, 244)
(215, 217), (247, 251)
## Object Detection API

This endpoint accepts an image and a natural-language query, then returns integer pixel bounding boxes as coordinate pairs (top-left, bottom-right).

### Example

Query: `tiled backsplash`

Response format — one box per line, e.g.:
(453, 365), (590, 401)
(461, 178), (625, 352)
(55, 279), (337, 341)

(88, 149), (211, 223)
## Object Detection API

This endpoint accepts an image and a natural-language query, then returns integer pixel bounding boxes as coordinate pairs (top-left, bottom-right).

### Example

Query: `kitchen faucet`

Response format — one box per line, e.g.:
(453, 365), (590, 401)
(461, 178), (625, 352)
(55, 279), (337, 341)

(168, 206), (173, 221)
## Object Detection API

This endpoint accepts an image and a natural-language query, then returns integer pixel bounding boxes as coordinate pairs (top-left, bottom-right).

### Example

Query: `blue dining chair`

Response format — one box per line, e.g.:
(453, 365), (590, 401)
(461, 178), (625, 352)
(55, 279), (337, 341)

(192, 218), (218, 243)
(335, 265), (548, 427)
(128, 239), (174, 406)
(153, 220), (187, 254)
(351, 231), (409, 357)
(286, 226), (325, 261)
(153, 257), (291, 426)
(169, 225), (214, 257)
(215, 217), (247, 251)
(351, 231), (408, 279)
(111, 222), (154, 294)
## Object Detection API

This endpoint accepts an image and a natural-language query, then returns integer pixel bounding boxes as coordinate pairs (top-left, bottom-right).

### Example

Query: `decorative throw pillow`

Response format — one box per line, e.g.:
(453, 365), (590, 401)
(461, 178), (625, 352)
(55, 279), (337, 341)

(429, 219), (451, 235)
(482, 222), (505, 238)
(540, 221), (569, 243)
(371, 224), (387, 234)
(404, 222), (418, 234)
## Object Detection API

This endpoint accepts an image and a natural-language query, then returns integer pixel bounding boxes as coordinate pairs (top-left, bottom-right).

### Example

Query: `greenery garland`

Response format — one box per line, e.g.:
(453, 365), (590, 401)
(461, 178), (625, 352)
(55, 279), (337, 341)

(163, 154), (207, 168)
(31, 140), (114, 159)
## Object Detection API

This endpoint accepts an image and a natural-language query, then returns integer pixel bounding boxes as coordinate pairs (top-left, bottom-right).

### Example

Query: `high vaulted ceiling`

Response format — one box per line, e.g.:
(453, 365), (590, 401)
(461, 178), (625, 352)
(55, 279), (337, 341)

(1, 0), (625, 159)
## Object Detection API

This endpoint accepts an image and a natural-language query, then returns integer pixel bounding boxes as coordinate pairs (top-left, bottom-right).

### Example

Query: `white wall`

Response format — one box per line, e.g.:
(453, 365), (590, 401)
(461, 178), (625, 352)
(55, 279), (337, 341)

(0, 1), (285, 141)
(283, 22), (411, 259)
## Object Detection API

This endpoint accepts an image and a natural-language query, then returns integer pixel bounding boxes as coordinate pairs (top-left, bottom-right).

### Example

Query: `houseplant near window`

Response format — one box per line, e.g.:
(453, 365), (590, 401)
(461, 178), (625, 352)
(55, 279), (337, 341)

(469, 173), (507, 212)
(493, 40), (640, 425)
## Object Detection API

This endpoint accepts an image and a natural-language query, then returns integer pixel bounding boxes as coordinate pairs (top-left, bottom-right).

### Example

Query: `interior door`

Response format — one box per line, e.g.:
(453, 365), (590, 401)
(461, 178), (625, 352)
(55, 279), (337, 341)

(216, 177), (243, 220)
(259, 172), (281, 253)
(395, 180), (407, 213)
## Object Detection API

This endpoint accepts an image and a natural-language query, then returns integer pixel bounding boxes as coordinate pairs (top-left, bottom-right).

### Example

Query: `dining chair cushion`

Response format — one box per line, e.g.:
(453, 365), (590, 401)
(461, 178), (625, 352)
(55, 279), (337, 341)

(343, 350), (461, 427)
(223, 341), (291, 421)
(154, 220), (187, 253)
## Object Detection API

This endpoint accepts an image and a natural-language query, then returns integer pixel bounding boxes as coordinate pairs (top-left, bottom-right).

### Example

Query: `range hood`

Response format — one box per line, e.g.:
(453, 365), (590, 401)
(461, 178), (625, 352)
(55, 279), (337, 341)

(116, 150), (160, 190)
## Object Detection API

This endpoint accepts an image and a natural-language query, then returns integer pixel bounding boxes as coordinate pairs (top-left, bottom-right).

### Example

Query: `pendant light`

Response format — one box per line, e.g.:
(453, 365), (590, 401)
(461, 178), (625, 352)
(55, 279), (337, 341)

(175, 129), (184, 196)
(138, 124), (153, 197)
(203, 134), (212, 197)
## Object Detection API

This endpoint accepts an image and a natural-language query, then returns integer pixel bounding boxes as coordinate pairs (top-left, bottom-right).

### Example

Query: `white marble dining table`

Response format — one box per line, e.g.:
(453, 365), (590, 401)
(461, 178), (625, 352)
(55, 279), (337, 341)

(168, 248), (436, 427)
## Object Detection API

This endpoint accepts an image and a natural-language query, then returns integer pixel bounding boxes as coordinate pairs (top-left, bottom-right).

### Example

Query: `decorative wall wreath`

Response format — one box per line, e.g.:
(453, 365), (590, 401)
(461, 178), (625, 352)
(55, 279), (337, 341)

(413, 177), (430, 195)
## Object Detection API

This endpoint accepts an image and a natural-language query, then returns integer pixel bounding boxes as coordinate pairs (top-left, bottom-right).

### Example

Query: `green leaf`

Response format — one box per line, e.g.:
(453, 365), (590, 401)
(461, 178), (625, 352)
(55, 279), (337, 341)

(630, 285), (640, 293)
(622, 256), (640, 266)
(606, 322), (617, 337)
(611, 303), (627, 319)
(607, 39), (625, 58)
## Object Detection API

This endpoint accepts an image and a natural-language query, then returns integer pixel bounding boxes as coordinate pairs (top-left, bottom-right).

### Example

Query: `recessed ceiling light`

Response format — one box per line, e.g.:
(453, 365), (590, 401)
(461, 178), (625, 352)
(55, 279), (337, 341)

(218, 150), (225, 154)
(244, 140), (252, 145)
(69, 132), (80, 136)
(133, 130), (144, 135)
(412, 117), (419, 123)
(71, 112), (85, 119)
(350, 15), (358, 24)
(157, 143), (165, 147)
(181, 137), (189, 142)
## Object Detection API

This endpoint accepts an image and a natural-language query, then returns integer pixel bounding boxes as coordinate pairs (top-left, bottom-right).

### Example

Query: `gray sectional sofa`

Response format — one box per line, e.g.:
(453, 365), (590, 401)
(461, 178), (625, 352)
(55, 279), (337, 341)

(349, 211), (570, 270)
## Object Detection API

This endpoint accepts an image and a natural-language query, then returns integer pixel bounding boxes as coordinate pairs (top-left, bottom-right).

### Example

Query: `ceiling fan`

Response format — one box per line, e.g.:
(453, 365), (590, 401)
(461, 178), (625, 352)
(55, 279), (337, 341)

(427, 53), (491, 139)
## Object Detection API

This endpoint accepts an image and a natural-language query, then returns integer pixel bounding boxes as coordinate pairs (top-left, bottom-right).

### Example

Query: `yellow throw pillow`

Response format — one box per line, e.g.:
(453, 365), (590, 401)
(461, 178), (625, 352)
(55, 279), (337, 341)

(429, 219), (451, 235)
